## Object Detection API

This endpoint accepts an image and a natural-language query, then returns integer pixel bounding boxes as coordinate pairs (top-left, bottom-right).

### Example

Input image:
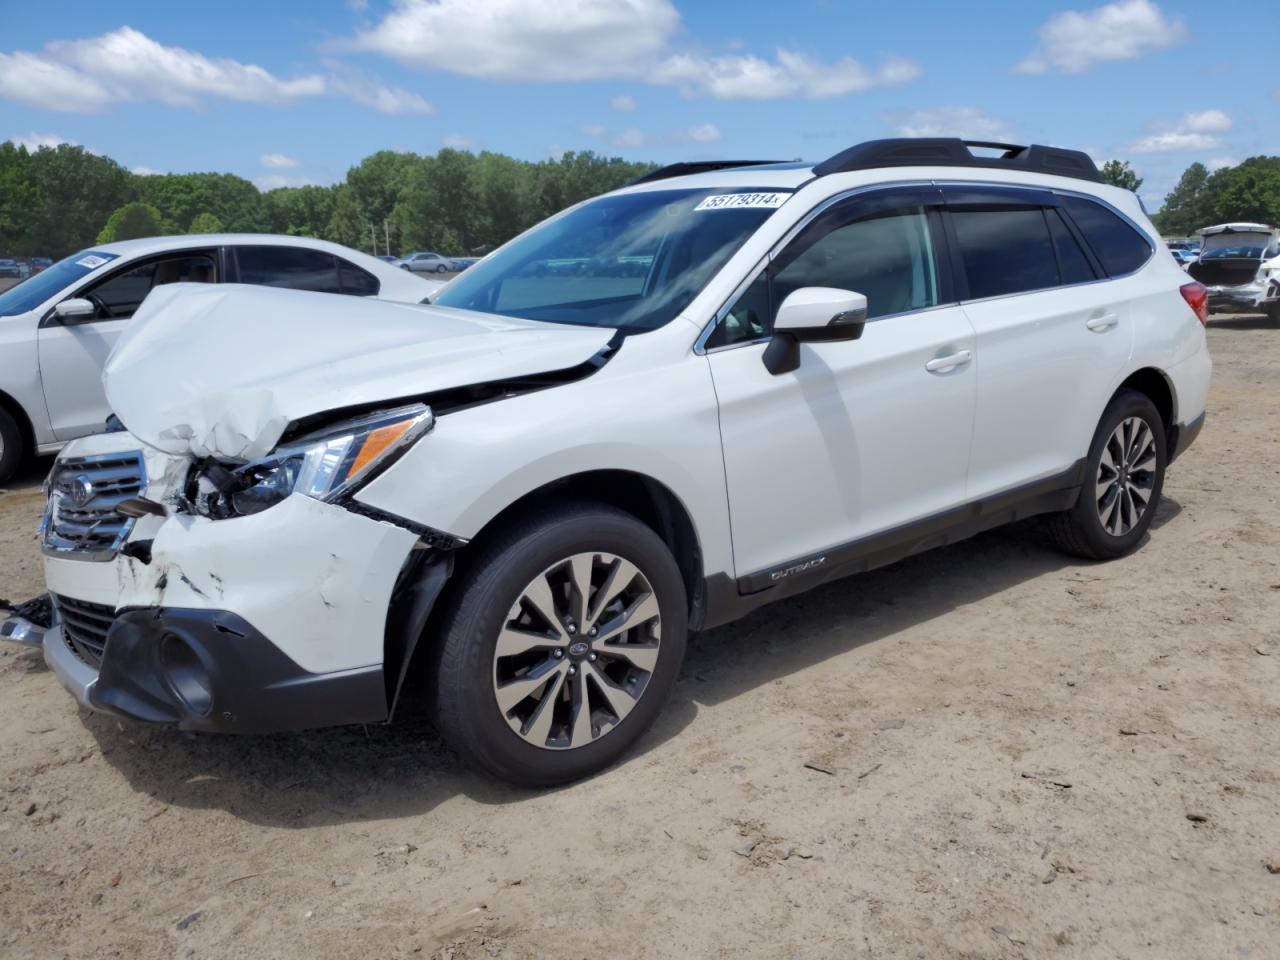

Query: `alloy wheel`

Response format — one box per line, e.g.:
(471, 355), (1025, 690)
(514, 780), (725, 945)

(492, 552), (661, 751)
(1096, 416), (1158, 537)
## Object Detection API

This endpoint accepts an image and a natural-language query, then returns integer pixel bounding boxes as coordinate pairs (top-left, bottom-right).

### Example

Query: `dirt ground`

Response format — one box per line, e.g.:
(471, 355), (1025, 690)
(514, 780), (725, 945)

(1, 314), (1278, 960)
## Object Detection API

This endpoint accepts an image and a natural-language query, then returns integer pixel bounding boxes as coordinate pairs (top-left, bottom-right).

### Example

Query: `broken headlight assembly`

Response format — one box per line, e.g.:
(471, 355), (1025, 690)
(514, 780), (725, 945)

(187, 404), (433, 519)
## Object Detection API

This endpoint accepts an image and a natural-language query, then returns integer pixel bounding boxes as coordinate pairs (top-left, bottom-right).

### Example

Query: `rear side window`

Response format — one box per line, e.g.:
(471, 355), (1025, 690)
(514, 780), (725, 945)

(338, 259), (380, 296)
(235, 246), (342, 294)
(1047, 209), (1098, 285)
(951, 208), (1058, 299)
(1060, 197), (1152, 276)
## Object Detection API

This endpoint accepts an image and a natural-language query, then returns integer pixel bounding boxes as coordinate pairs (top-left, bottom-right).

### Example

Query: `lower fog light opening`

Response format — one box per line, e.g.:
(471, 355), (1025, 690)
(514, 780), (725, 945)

(159, 634), (214, 717)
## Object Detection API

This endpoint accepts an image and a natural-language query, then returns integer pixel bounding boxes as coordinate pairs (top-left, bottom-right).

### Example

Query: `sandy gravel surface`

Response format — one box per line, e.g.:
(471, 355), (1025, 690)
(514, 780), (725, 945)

(1, 315), (1278, 959)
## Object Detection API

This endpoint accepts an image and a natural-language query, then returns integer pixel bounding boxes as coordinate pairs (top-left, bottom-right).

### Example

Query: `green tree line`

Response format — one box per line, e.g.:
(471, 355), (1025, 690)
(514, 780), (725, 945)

(0, 141), (655, 258)
(5, 139), (1280, 257)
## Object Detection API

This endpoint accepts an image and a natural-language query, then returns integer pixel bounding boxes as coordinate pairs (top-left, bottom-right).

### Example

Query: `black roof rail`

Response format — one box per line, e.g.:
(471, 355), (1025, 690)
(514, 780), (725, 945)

(627, 160), (788, 186)
(811, 138), (1103, 184)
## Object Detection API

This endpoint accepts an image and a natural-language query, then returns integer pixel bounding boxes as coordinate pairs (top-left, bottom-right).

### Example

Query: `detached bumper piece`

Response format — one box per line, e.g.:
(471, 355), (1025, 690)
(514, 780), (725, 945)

(44, 606), (388, 734)
(0, 595), (53, 647)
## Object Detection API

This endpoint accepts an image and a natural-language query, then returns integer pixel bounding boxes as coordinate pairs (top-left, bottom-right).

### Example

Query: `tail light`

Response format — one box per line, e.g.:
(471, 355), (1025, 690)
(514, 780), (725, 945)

(1180, 281), (1208, 325)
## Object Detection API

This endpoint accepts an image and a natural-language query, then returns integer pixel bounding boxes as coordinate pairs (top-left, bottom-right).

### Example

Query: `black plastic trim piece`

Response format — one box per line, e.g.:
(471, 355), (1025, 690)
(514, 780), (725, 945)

(813, 138), (1102, 184)
(627, 160), (787, 186)
(93, 607), (387, 733)
(697, 460), (1087, 629)
(341, 500), (465, 548)
(1168, 413), (1205, 464)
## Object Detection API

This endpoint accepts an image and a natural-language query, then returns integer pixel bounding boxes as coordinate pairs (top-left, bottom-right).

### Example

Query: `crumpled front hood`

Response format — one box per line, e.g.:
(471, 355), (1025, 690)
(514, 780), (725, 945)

(104, 283), (615, 460)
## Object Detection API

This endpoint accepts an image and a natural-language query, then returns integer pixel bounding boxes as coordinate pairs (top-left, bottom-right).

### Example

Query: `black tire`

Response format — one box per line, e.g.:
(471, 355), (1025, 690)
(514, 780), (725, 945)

(1047, 388), (1167, 561)
(0, 406), (25, 487)
(433, 502), (687, 787)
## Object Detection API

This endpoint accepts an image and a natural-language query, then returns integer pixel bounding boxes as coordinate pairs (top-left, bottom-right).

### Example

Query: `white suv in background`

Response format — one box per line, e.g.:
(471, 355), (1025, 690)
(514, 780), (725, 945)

(7, 139), (1211, 786)
(0, 235), (441, 483)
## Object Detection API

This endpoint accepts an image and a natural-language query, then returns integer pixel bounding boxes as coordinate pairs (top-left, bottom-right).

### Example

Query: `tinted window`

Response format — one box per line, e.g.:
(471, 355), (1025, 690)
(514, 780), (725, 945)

(338, 259), (379, 296)
(775, 208), (938, 320)
(1047, 209), (1098, 284)
(0, 250), (118, 317)
(236, 246), (342, 294)
(83, 253), (216, 319)
(952, 208), (1059, 299)
(1060, 197), (1152, 276)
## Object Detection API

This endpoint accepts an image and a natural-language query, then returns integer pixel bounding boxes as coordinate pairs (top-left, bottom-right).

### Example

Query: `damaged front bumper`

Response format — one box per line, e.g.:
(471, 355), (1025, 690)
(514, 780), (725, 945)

(38, 433), (453, 733)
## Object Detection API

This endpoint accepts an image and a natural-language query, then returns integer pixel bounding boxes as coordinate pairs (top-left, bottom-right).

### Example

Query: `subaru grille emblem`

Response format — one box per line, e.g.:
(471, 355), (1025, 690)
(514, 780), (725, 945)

(70, 474), (95, 508)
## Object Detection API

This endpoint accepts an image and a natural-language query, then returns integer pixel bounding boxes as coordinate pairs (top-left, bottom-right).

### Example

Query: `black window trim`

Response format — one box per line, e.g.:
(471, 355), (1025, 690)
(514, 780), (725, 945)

(39, 247), (220, 327)
(697, 180), (955, 354)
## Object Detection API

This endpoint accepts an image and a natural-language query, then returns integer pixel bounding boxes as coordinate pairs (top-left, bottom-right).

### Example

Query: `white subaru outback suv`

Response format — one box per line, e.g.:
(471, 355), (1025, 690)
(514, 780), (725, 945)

(4, 139), (1212, 786)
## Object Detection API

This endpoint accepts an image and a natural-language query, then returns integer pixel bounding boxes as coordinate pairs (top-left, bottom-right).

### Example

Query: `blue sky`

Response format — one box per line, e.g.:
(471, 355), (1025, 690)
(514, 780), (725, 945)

(1, 0), (1274, 208)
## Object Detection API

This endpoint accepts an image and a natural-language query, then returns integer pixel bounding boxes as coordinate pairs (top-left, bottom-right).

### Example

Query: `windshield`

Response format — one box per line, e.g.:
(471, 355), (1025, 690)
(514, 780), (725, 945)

(0, 250), (118, 317)
(432, 188), (791, 331)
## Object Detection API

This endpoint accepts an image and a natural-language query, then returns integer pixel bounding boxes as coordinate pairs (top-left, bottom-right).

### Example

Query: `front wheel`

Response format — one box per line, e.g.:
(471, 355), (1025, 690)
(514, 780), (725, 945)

(432, 503), (687, 787)
(1047, 389), (1167, 560)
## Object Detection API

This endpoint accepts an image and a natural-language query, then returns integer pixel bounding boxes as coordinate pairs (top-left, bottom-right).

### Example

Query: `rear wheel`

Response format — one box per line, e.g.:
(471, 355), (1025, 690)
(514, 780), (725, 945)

(0, 407), (24, 486)
(1047, 389), (1166, 560)
(433, 503), (687, 787)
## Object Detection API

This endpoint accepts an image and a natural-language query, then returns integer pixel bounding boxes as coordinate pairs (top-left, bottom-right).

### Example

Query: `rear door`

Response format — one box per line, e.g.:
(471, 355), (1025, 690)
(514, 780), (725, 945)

(943, 186), (1137, 498)
(38, 249), (218, 439)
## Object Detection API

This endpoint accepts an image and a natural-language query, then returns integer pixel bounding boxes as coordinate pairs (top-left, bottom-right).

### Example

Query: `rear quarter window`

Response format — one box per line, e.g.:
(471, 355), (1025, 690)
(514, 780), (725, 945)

(1060, 197), (1152, 276)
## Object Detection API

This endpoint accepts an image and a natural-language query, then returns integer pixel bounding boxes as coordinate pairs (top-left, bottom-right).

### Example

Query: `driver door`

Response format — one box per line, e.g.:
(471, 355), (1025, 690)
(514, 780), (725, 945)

(38, 250), (218, 439)
(706, 187), (978, 583)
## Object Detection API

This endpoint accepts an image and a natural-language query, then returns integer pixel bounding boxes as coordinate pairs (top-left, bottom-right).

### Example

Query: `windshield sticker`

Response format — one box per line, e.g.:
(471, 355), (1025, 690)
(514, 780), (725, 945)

(695, 192), (789, 212)
(75, 254), (112, 269)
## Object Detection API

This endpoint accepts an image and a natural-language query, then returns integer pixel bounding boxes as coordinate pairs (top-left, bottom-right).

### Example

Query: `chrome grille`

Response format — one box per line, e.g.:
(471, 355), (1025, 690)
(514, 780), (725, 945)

(41, 452), (147, 561)
(51, 594), (115, 668)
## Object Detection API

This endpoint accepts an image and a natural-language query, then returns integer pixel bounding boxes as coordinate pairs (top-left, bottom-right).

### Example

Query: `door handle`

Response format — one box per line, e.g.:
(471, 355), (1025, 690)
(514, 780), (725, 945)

(925, 350), (972, 374)
(1086, 314), (1119, 332)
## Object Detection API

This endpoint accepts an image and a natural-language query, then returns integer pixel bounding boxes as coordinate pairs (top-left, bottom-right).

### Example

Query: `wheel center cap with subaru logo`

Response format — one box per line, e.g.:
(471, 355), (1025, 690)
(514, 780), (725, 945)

(568, 641), (590, 658)
(70, 474), (95, 508)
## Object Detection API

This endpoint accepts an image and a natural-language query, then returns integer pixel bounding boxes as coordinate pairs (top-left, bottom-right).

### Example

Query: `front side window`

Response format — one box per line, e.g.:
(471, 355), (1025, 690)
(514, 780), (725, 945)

(81, 252), (217, 320)
(0, 250), (118, 317)
(1060, 196), (1152, 276)
(432, 188), (790, 332)
(707, 202), (941, 349)
(952, 208), (1059, 300)
(236, 246), (342, 294)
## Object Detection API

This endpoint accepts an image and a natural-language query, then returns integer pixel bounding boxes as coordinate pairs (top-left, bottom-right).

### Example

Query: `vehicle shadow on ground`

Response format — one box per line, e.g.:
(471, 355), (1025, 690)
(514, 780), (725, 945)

(82, 496), (1183, 827)
(1208, 313), (1276, 331)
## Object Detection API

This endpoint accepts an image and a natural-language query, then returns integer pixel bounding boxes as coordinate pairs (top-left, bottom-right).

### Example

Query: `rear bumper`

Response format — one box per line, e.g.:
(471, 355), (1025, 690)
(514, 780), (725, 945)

(43, 607), (388, 734)
(1168, 412), (1205, 464)
(1205, 280), (1275, 313)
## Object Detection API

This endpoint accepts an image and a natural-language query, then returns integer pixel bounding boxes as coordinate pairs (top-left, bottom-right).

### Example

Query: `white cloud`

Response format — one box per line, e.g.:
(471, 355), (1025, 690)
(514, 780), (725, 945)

(1015, 0), (1186, 75)
(653, 50), (919, 100)
(890, 106), (1015, 142)
(260, 153), (300, 169)
(350, 0), (679, 81)
(347, 0), (918, 100)
(7, 131), (79, 151)
(443, 133), (479, 149)
(131, 165), (164, 176)
(1128, 109), (1232, 153)
(254, 173), (324, 191)
(581, 121), (724, 148)
(0, 27), (429, 114)
(687, 122), (722, 143)
(1207, 156), (1236, 171)
(610, 93), (636, 112)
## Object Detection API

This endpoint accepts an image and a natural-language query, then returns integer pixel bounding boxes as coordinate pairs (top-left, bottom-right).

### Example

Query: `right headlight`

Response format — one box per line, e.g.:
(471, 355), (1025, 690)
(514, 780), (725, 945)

(191, 403), (433, 519)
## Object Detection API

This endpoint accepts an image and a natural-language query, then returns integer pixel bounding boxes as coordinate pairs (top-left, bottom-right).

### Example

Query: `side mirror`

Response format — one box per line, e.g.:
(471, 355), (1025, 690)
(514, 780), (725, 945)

(764, 287), (868, 375)
(53, 298), (96, 322)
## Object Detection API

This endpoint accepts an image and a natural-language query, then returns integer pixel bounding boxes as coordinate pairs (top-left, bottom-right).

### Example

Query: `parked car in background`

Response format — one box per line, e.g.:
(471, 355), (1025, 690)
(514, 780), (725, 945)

(375, 255), (400, 264)
(450, 257), (479, 272)
(0, 259), (20, 278)
(11, 138), (1210, 786)
(30, 257), (53, 274)
(0, 234), (442, 483)
(1170, 249), (1197, 269)
(398, 251), (453, 273)
(1186, 222), (1280, 318)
